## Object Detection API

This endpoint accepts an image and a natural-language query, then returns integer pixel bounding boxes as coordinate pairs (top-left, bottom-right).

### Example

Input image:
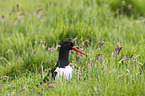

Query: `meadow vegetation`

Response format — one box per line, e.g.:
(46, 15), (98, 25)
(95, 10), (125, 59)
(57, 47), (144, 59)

(0, 0), (145, 95)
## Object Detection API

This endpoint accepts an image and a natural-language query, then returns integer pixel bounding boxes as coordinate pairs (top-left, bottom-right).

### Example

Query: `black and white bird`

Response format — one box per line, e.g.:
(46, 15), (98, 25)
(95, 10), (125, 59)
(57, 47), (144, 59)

(40, 41), (87, 84)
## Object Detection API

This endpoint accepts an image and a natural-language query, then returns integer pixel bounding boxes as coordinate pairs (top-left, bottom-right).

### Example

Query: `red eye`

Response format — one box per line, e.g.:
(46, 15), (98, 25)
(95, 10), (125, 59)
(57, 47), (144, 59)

(68, 43), (71, 45)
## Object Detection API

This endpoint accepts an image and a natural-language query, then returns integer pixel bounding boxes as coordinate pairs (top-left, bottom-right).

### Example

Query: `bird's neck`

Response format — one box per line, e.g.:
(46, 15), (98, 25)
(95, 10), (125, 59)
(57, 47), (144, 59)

(58, 48), (70, 67)
(59, 47), (70, 60)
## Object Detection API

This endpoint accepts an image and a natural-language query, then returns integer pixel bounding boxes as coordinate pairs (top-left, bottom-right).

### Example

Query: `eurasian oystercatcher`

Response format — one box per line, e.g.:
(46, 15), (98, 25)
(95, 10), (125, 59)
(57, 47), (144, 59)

(40, 40), (87, 84)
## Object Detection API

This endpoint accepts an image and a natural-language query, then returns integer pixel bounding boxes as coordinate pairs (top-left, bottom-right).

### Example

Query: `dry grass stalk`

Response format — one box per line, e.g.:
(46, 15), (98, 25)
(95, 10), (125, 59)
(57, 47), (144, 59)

(99, 41), (106, 48)
(115, 46), (123, 55)
(47, 81), (57, 86)
(45, 86), (55, 90)
(17, 88), (25, 95)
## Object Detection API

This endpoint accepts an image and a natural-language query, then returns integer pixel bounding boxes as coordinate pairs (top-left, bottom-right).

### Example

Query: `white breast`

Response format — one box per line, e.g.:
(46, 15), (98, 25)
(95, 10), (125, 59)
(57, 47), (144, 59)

(55, 65), (72, 80)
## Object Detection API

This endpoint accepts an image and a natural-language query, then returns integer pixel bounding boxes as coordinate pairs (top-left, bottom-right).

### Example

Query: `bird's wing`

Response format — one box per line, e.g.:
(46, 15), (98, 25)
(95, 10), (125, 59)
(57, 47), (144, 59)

(42, 66), (57, 83)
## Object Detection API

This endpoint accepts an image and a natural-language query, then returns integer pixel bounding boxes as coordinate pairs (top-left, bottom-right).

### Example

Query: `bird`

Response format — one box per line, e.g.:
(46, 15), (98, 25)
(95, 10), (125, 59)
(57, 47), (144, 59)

(39, 40), (87, 84)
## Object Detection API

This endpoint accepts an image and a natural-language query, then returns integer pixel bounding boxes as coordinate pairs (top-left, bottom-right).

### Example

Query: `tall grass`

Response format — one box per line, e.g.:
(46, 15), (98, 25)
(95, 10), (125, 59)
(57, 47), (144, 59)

(0, 0), (145, 95)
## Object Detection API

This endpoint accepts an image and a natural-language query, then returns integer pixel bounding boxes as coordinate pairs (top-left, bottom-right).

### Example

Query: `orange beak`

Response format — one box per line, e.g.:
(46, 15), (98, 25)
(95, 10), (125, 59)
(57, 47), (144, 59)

(72, 46), (87, 55)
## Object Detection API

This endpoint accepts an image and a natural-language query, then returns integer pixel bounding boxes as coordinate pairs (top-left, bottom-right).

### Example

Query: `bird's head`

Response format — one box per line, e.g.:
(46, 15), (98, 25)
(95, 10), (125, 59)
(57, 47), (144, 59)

(61, 41), (87, 55)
